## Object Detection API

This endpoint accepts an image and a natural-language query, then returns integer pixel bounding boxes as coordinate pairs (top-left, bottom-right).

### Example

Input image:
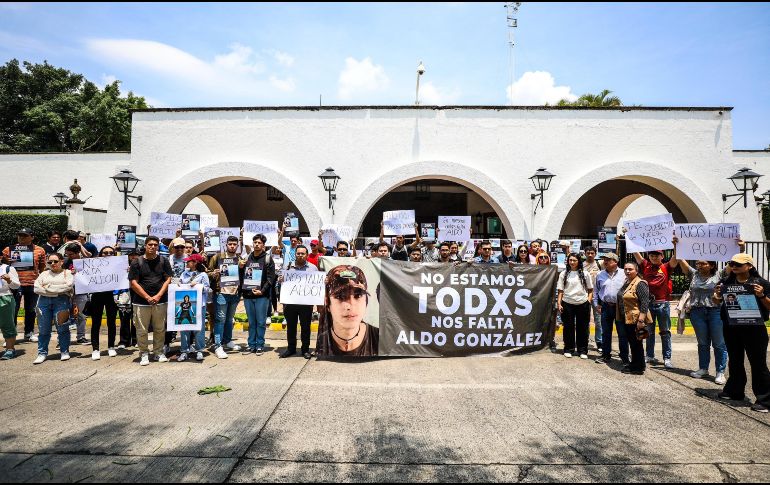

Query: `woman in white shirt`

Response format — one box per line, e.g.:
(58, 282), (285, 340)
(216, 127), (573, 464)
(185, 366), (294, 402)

(0, 262), (21, 360)
(32, 253), (74, 364)
(557, 253), (594, 359)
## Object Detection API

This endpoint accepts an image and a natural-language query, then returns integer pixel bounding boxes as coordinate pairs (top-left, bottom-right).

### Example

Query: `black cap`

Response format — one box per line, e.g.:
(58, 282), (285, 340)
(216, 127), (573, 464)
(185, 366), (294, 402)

(17, 228), (33, 236)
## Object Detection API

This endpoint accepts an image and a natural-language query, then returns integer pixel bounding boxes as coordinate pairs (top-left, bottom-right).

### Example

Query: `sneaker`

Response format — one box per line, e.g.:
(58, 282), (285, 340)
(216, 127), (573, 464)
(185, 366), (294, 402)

(690, 369), (709, 379)
(107, 348), (117, 357)
(564, 352), (572, 358)
(156, 354), (169, 363)
(717, 392), (743, 401)
(280, 349), (297, 358)
(621, 367), (644, 375)
(162, 345), (170, 355)
(596, 356), (611, 364)
(645, 356), (654, 364)
(117, 344), (126, 350)
(663, 359), (673, 369)
(60, 352), (70, 361)
(28, 333), (39, 342)
(242, 347), (256, 355)
(715, 372), (727, 385)
(303, 352), (312, 360)
(1, 349), (16, 360)
(751, 403), (769, 413)
(225, 342), (242, 352)
(178, 352), (188, 362)
(579, 354), (588, 360)
(91, 350), (101, 361)
(76, 337), (89, 345)
(33, 354), (46, 365)
(215, 346), (229, 359)
(255, 347), (264, 356)
(196, 351), (204, 361)
(140, 354), (150, 366)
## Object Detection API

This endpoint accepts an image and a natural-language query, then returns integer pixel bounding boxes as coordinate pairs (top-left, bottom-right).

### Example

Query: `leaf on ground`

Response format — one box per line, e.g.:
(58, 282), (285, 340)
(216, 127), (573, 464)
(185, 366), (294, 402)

(215, 434), (232, 441)
(152, 441), (164, 454)
(112, 461), (138, 466)
(197, 385), (231, 396)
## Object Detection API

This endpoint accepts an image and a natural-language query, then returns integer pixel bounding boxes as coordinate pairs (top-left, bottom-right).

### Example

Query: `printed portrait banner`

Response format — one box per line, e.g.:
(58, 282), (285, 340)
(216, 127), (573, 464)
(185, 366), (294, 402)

(73, 256), (130, 295)
(167, 284), (204, 332)
(379, 261), (558, 357)
(243, 220), (279, 247)
(284, 212), (300, 236)
(674, 223), (740, 262)
(116, 225), (137, 251)
(421, 223), (436, 242)
(279, 270), (327, 305)
(383, 210), (416, 236)
(242, 262), (264, 290)
(181, 214), (200, 237)
(219, 257), (240, 288)
(150, 212), (182, 228)
(89, 234), (118, 252)
(204, 230), (221, 254)
(321, 225), (355, 249)
(149, 224), (178, 240)
(9, 244), (34, 270)
(200, 214), (219, 232)
(722, 283), (764, 326)
(623, 213), (675, 253)
(438, 216), (471, 242)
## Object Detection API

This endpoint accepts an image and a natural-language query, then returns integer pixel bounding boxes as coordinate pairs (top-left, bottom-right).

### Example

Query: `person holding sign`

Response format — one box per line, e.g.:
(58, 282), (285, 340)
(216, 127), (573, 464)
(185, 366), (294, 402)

(317, 265), (378, 356)
(206, 236), (246, 358)
(279, 245), (318, 359)
(2, 228), (46, 343)
(32, 253), (74, 364)
(616, 261), (652, 375)
(178, 254), (211, 362)
(0, 261), (21, 360)
(629, 240), (678, 369)
(557, 253), (594, 359)
(712, 254), (770, 413)
(89, 246), (121, 360)
(380, 221), (417, 261)
(242, 234), (276, 355)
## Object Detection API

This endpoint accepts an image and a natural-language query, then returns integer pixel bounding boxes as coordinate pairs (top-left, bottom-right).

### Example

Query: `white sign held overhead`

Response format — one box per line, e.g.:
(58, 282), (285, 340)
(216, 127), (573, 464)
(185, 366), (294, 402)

(383, 210), (416, 236)
(321, 225), (355, 248)
(675, 223), (741, 262)
(438, 216), (471, 242)
(200, 214), (219, 232)
(243, 220), (279, 247)
(623, 213), (675, 253)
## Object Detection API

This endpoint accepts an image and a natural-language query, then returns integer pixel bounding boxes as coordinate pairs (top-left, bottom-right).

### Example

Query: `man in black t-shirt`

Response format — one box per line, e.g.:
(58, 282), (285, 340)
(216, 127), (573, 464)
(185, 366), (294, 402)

(129, 236), (173, 366)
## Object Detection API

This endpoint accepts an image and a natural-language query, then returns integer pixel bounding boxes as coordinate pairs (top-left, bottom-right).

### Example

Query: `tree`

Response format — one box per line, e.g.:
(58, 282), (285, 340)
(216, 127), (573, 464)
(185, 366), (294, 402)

(0, 59), (149, 153)
(556, 89), (622, 107)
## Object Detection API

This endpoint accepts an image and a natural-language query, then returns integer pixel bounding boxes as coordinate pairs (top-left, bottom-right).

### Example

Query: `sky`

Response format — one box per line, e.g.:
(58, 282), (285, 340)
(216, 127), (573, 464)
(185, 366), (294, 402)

(1, 2), (769, 148)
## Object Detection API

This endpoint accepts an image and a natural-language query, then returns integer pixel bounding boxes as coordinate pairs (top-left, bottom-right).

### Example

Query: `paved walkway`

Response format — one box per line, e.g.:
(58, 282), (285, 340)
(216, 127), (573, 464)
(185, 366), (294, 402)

(1, 330), (769, 482)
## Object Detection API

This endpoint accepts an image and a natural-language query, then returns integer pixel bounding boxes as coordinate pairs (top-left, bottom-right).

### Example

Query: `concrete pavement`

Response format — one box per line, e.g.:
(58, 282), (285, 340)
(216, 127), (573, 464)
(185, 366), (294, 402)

(1, 329), (769, 482)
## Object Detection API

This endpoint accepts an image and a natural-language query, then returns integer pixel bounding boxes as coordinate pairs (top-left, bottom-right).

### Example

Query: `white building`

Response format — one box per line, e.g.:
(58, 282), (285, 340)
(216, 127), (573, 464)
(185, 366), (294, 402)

(1, 106), (768, 242)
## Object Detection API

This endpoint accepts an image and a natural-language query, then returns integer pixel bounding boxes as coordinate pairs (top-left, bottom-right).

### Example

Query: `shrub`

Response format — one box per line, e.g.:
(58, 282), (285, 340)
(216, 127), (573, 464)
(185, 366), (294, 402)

(0, 212), (68, 251)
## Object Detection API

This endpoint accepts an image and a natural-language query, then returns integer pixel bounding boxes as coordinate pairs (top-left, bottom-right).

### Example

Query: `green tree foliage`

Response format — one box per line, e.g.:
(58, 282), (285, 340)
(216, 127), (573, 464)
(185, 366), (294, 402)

(0, 212), (68, 251)
(556, 89), (622, 107)
(0, 59), (149, 153)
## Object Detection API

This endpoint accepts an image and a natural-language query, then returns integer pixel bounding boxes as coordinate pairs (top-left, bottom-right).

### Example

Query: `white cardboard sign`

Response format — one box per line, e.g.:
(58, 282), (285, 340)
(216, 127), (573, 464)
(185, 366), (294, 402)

(674, 223), (740, 262)
(243, 220), (279, 247)
(383, 210), (416, 236)
(438, 216), (471, 242)
(279, 270), (327, 305)
(321, 225), (355, 248)
(623, 213), (675, 253)
(73, 256), (130, 295)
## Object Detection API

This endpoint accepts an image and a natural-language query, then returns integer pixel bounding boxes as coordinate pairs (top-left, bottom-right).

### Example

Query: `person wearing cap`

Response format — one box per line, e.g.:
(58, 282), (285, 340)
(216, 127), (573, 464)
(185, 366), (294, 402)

(2, 228), (47, 343)
(593, 252), (629, 365)
(617, 260), (652, 375)
(316, 265), (378, 356)
(164, 238), (188, 353)
(242, 233), (276, 355)
(307, 240), (322, 267)
(630, 242), (678, 368)
(177, 253), (210, 362)
(280, 245), (318, 359)
(0, 258), (21, 359)
(712, 253), (770, 413)
(129, 235), (174, 366)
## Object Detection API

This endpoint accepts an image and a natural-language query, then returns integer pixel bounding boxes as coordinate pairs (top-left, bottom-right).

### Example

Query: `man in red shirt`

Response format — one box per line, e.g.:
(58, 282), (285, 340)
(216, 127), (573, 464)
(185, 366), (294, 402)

(307, 240), (323, 267)
(633, 249), (678, 368)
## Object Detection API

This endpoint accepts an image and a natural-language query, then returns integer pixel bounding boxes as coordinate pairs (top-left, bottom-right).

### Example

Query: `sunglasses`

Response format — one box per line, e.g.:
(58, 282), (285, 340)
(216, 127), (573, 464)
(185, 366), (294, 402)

(102, 252), (115, 256)
(728, 261), (747, 267)
(518, 249), (528, 253)
(47, 260), (61, 264)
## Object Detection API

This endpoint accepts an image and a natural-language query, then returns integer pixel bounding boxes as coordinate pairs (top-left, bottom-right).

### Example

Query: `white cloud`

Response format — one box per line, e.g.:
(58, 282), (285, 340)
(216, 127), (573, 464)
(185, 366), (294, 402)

(97, 74), (118, 88)
(419, 81), (460, 105)
(337, 57), (390, 100)
(268, 50), (295, 67)
(84, 38), (294, 103)
(506, 71), (577, 105)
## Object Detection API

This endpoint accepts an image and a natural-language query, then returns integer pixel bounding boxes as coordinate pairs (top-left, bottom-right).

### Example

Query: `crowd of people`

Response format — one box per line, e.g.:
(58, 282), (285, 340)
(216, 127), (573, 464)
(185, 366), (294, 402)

(0, 220), (768, 414)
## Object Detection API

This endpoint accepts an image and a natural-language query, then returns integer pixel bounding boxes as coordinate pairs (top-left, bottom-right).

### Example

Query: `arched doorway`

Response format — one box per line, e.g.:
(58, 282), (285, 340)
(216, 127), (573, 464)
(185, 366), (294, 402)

(357, 178), (508, 239)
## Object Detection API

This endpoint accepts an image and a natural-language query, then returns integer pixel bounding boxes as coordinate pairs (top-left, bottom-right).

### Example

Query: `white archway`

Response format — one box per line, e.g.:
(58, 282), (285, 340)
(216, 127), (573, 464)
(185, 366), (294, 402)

(543, 161), (716, 240)
(343, 160), (528, 238)
(149, 161), (322, 234)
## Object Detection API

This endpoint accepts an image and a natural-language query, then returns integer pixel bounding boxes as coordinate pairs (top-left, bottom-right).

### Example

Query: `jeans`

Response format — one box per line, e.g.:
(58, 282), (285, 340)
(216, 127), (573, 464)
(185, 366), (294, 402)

(13, 285), (38, 335)
(244, 297), (270, 349)
(591, 301), (602, 345)
(600, 302), (629, 362)
(214, 293), (241, 347)
(71, 294), (88, 340)
(690, 306), (727, 373)
(181, 308), (207, 352)
(36, 295), (72, 356)
(646, 301), (672, 360)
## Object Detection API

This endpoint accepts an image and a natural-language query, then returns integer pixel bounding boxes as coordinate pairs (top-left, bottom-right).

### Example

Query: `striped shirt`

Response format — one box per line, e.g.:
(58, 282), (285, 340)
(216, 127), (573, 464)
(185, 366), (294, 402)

(2, 245), (46, 287)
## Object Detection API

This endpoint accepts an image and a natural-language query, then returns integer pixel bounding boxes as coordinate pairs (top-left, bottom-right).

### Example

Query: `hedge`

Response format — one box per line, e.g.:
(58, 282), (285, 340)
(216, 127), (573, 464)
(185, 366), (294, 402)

(0, 212), (68, 251)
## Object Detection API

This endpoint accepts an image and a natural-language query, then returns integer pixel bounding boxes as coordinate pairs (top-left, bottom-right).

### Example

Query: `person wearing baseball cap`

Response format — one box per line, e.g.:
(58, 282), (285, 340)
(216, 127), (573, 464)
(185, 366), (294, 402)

(2, 228), (47, 342)
(593, 252), (630, 365)
(177, 253), (211, 362)
(307, 240), (322, 267)
(164, 237), (189, 354)
(712, 253), (770, 413)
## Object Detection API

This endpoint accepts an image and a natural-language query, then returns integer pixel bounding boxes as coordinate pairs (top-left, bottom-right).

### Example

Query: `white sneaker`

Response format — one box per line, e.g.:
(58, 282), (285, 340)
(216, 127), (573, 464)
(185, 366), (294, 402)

(215, 346), (228, 359)
(117, 344), (126, 350)
(60, 352), (70, 361)
(178, 352), (188, 362)
(91, 350), (100, 361)
(580, 354), (588, 360)
(715, 372), (727, 385)
(107, 348), (117, 357)
(156, 354), (169, 363)
(645, 356), (654, 363)
(33, 354), (46, 365)
(140, 354), (150, 366)
(664, 359), (673, 369)
(564, 352), (572, 358)
(29, 333), (39, 342)
(690, 369), (709, 379)
(225, 342), (241, 351)
(196, 351), (204, 361)
(162, 345), (170, 355)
